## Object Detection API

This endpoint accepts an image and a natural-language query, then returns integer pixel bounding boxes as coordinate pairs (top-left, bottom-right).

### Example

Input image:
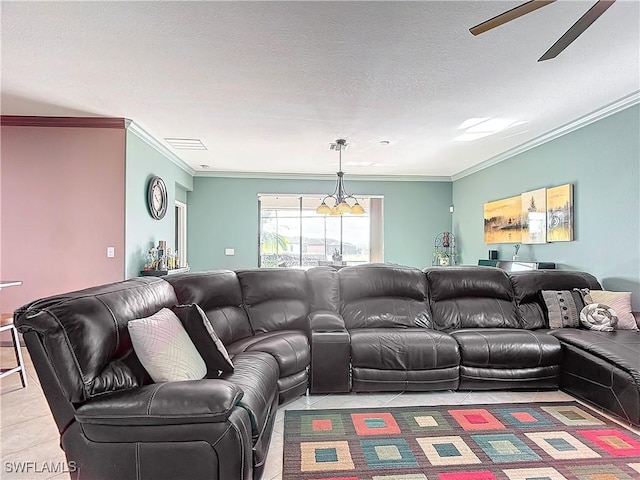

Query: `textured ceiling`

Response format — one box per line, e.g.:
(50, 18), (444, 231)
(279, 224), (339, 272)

(2, 1), (639, 177)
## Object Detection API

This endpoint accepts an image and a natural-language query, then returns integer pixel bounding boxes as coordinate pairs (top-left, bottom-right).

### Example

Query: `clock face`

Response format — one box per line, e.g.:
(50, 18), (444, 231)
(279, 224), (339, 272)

(147, 176), (168, 220)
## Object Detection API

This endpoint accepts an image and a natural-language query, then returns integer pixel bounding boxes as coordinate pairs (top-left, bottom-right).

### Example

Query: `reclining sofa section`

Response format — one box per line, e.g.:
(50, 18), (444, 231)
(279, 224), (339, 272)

(14, 264), (639, 480)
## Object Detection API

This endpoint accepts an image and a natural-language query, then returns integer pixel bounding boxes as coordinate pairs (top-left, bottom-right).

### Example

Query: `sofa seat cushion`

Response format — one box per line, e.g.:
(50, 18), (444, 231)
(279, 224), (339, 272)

(549, 329), (640, 384)
(226, 330), (310, 378)
(350, 328), (459, 370)
(220, 351), (279, 441)
(451, 329), (562, 368)
(548, 329), (640, 427)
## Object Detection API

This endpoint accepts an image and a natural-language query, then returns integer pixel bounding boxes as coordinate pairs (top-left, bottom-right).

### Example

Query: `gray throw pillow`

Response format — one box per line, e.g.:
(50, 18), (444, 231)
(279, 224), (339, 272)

(541, 290), (586, 328)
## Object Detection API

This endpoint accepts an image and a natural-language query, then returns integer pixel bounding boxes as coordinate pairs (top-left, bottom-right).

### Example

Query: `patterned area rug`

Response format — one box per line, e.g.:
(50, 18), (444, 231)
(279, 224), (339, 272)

(283, 402), (640, 480)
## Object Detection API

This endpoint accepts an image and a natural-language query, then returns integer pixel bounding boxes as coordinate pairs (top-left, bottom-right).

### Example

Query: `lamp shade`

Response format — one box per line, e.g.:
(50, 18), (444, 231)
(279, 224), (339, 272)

(337, 201), (351, 213)
(316, 202), (332, 215)
(350, 202), (365, 215)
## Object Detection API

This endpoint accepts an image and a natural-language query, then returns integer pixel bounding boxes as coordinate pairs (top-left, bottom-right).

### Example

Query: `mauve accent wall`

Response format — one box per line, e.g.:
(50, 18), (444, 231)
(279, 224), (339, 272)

(0, 121), (126, 314)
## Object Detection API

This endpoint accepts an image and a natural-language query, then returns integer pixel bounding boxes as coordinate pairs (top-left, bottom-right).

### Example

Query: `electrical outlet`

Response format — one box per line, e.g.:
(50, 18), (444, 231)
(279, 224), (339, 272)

(106, 246), (115, 258)
(224, 248), (235, 256)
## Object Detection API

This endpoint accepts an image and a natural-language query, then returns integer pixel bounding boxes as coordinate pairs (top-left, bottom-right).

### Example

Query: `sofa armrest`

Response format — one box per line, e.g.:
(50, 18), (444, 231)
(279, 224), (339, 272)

(309, 310), (346, 331)
(75, 379), (243, 426)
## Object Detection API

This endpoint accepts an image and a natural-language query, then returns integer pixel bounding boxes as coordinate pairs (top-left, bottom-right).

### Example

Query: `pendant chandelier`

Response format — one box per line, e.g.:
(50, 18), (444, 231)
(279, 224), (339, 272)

(316, 139), (365, 215)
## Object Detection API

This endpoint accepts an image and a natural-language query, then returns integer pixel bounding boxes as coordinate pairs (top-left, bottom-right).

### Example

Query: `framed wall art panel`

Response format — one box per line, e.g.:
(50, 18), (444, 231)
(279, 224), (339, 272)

(521, 188), (547, 244)
(484, 195), (522, 244)
(546, 183), (574, 241)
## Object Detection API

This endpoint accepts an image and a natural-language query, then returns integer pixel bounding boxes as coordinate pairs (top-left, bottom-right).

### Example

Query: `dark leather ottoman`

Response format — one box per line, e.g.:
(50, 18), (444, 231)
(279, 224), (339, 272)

(549, 329), (640, 427)
(349, 328), (460, 392)
(451, 328), (562, 390)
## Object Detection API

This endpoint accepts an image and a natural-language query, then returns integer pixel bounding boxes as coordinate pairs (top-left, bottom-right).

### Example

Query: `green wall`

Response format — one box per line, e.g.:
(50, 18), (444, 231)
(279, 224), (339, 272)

(125, 129), (193, 278)
(187, 177), (452, 270)
(452, 104), (640, 309)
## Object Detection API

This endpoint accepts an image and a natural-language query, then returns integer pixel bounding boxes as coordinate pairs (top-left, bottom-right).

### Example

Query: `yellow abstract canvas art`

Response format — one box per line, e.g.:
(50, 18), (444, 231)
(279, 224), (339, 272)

(546, 184), (574, 242)
(484, 195), (522, 244)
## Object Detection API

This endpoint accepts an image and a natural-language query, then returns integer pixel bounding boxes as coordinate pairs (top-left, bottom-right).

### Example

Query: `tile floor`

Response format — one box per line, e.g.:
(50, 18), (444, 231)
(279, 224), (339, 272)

(1, 346), (638, 480)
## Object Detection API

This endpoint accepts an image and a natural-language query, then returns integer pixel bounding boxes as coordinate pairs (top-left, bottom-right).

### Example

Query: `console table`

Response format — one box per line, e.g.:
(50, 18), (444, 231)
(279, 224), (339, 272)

(478, 260), (556, 271)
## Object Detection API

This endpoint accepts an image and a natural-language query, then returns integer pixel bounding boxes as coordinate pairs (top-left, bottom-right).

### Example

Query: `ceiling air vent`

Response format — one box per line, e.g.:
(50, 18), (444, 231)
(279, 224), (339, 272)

(164, 138), (207, 150)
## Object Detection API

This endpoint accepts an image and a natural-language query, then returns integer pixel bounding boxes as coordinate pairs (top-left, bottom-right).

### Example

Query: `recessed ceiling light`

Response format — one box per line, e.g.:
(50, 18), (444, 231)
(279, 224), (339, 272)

(165, 138), (207, 150)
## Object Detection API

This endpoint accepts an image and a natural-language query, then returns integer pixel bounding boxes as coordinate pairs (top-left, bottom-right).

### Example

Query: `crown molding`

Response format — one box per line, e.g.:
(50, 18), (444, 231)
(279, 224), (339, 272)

(0, 115), (126, 129)
(126, 121), (195, 176)
(194, 170), (449, 182)
(451, 90), (640, 182)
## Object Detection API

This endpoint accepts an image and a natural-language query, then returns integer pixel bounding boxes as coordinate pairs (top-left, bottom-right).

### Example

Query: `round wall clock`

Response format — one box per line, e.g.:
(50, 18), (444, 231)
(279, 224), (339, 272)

(147, 176), (168, 220)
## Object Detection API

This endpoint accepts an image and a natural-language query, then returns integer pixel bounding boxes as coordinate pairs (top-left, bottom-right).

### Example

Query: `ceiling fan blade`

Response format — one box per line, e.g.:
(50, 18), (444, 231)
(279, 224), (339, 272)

(538, 0), (616, 61)
(470, 0), (557, 36)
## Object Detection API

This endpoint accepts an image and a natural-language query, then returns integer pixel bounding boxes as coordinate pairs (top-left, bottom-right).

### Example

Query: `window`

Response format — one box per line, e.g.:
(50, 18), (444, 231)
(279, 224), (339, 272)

(258, 195), (383, 268)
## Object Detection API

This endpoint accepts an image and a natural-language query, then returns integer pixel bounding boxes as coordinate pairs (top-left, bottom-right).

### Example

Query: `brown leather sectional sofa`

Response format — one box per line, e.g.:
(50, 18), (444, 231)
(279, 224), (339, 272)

(15, 264), (640, 480)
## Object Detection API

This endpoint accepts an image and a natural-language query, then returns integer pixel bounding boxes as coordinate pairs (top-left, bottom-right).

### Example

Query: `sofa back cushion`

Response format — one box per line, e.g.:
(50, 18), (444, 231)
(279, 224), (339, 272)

(165, 270), (253, 345)
(14, 277), (177, 403)
(306, 266), (340, 313)
(426, 267), (519, 330)
(339, 264), (431, 329)
(237, 269), (310, 333)
(509, 270), (602, 329)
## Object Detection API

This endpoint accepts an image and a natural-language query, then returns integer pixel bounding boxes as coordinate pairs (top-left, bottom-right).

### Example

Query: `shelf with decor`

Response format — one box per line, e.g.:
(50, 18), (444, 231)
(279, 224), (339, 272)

(140, 267), (190, 277)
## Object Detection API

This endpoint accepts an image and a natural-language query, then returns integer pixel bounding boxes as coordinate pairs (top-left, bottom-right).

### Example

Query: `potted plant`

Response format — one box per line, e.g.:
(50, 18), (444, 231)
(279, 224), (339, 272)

(435, 251), (451, 266)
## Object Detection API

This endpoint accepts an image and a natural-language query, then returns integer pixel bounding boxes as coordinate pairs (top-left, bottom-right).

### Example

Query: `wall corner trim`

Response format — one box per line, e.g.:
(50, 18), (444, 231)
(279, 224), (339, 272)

(0, 115), (127, 129)
(451, 90), (640, 182)
(126, 121), (196, 176)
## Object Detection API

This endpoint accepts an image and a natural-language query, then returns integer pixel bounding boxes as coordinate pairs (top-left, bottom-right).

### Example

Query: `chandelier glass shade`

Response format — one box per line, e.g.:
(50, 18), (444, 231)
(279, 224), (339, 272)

(316, 139), (365, 216)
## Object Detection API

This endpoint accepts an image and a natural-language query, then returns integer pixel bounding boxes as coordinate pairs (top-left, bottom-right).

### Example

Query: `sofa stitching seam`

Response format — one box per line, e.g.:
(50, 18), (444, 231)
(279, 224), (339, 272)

(146, 383), (163, 415)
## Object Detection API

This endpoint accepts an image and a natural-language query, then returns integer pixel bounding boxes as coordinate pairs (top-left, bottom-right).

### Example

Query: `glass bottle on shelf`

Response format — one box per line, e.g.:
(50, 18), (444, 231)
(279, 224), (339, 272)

(143, 250), (152, 270)
(150, 248), (158, 270)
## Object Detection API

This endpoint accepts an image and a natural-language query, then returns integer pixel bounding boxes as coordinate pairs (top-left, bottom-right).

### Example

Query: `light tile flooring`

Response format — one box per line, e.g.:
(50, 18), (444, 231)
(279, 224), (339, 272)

(1, 346), (638, 480)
